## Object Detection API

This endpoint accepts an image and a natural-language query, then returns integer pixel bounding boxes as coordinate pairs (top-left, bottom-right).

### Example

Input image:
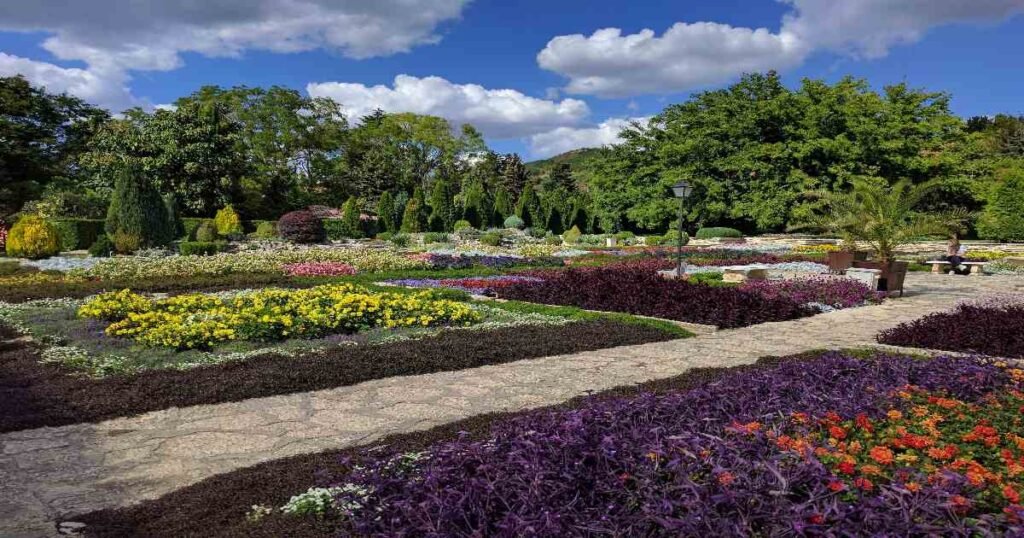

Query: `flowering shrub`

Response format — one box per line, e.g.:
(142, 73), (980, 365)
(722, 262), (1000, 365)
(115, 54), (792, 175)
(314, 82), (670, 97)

(277, 210), (325, 244)
(0, 222), (7, 251)
(77, 248), (426, 280)
(878, 301), (1024, 358)
(740, 277), (883, 311)
(77, 284), (480, 349)
(297, 354), (1024, 535)
(500, 262), (812, 328)
(388, 276), (544, 295)
(282, 262), (357, 277)
(793, 243), (841, 253)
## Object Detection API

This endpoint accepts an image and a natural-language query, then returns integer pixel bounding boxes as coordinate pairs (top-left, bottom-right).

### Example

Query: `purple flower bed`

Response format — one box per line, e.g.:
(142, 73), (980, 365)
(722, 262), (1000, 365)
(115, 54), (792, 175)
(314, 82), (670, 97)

(387, 276), (544, 295)
(414, 253), (564, 270)
(878, 302), (1024, 358)
(499, 263), (812, 328)
(740, 277), (883, 310)
(315, 353), (1020, 535)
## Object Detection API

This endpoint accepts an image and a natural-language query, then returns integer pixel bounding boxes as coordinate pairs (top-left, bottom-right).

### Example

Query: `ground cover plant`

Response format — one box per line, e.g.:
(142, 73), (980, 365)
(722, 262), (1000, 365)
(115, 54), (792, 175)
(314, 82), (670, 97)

(739, 277), (883, 312)
(0, 319), (680, 432)
(386, 275), (544, 295)
(499, 261), (815, 328)
(878, 295), (1024, 358)
(76, 352), (1024, 536)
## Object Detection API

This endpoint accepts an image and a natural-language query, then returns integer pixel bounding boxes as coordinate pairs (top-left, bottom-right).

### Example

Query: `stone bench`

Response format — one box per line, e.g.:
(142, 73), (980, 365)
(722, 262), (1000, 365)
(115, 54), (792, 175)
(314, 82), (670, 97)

(926, 260), (989, 275)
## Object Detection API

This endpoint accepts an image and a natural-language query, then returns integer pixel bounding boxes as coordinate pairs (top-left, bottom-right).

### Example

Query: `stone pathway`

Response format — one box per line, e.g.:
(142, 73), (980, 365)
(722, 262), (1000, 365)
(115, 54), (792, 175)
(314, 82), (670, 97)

(2, 274), (1022, 537)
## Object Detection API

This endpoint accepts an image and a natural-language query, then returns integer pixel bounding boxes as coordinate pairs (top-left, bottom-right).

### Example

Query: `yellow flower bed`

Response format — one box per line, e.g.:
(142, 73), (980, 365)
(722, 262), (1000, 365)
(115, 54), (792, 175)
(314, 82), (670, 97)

(793, 244), (841, 253)
(78, 284), (481, 350)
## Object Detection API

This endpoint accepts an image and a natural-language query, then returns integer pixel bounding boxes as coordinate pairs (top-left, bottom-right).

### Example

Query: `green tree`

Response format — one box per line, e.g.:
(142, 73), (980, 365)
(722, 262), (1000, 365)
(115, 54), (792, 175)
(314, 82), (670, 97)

(427, 178), (455, 231)
(105, 166), (174, 250)
(340, 196), (362, 238)
(500, 153), (530, 199)
(492, 186), (513, 223)
(163, 193), (185, 239)
(377, 191), (397, 233)
(978, 166), (1024, 241)
(400, 198), (423, 233)
(0, 76), (108, 218)
(515, 185), (542, 228)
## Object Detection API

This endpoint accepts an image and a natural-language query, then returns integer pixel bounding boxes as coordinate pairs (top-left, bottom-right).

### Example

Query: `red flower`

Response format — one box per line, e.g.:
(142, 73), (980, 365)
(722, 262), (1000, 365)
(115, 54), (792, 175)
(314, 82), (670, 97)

(807, 514), (825, 525)
(828, 480), (846, 492)
(869, 446), (895, 465)
(717, 471), (736, 486)
(1004, 486), (1021, 504)
(949, 495), (971, 514)
(829, 425), (848, 440)
(853, 477), (874, 491)
(855, 413), (873, 432)
(838, 461), (856, 475)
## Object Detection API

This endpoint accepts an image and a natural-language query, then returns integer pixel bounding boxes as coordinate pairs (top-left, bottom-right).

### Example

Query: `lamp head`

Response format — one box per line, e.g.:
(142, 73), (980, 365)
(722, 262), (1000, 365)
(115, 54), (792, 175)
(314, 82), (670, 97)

(672, 180), (692, 199)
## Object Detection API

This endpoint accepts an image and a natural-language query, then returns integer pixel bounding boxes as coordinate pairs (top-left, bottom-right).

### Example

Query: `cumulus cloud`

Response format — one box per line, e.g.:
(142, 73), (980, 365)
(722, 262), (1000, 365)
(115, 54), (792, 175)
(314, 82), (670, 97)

(528, 117), (649, 159)
(307, 75), (591, 139)
(0, 53), (143, 111)
(539, 0), (1024, 97)
(0, 0), (469, 111)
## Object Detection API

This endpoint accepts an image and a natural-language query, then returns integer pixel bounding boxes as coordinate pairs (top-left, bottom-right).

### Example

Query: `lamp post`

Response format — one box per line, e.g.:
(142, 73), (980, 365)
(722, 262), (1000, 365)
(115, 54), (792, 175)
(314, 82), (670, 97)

(671, 180), (693, 277)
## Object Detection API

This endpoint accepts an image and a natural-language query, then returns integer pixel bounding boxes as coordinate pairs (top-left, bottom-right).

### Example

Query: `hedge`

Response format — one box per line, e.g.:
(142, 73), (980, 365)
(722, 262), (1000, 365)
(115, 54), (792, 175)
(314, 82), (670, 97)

(695, 227), (743, 239)
(49, 218), (104, 251)
(179, 241), (229, 256)
(182, 218), (213, 240)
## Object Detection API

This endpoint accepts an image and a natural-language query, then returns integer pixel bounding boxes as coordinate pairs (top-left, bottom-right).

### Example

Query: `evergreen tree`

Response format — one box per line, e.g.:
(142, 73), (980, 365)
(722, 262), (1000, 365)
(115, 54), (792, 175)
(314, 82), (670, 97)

(377, 191), (397, 233)
(492, 186), (513, 223)
(341, 196), (362, 238)
(515, 185), (542, 228)
(461, 180), (489, 228)
(410, 187), (429, 231)
(105, 166), (173, 249)
(163, 193), (184, 239)
(400, 198), (423, 233)
(392, 191), (410, 232)
(500, 153), (530, 199)
(545, 205), (565, 234)
(427, 179), (454, 232)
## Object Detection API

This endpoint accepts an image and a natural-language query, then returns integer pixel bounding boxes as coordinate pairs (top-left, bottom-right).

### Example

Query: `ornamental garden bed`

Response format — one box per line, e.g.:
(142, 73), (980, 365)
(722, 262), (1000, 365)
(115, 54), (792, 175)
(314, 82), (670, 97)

(877, 295), (1024, 358)
(0, 284), (686, 432)
(71, 351), (1024, 537)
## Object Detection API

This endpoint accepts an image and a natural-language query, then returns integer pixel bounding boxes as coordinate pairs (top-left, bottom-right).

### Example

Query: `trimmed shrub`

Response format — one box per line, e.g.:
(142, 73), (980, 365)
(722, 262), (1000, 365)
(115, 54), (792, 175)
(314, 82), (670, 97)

(544, 232), (563, 245)
(978, 172), (1024, 242)
(111, 229), (142, 255)
(278, 210), (325, 244)
(50, 219), (104, 251)
(504, 215), (525, 230)
(400, 199), (423, 233)
(563, 225), (582, 244)
(377, 191), (397, 233)
(251, 220), (277, 239)
(696, 227), (743, 239)
(88, 235), (115, 258)
(423, 232), (450, 244)
(6, 215), (62, 259)
(527, 227), (547, 239)
(213, 205), (244, 238)
(195, 221), (218, 243)
(376, 231), (394, 242)
(453, 220), (473, 232)
(105, 167), (174, 250)
(614, 231), (635, 242)
(179, 241), (229, 256)
(480, 232), (502, 247)
(322, 218), (346, 241)
(182, 218), (211, 240)
(390, 233), (410, 248)
(658, 230), (691, 247)
(341, 197), (363, 239)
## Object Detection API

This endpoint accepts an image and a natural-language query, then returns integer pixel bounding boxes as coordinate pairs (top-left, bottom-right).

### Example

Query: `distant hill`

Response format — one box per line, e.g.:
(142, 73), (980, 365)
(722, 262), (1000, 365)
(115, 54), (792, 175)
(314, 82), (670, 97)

(526, 147), (608, 188)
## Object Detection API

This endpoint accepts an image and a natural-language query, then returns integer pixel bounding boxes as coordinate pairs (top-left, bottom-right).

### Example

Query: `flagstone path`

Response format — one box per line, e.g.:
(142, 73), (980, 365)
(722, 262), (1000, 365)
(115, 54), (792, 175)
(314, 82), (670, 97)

(2, 273), (1022, 536)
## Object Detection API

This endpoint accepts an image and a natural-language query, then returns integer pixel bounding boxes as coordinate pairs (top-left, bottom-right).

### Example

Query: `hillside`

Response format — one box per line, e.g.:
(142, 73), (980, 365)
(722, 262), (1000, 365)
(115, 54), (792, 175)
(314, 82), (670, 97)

(526, 147), (608, 188)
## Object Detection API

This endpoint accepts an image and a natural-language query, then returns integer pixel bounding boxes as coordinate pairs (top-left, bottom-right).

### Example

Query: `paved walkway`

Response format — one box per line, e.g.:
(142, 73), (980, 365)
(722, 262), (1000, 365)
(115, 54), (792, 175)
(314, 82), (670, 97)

(2, 274), (1022, 537)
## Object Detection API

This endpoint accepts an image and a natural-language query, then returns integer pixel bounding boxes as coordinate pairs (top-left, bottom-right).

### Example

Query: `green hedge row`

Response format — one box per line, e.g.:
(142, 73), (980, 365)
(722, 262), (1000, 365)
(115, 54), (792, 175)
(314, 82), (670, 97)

(48, 219), (104, 251)
(182, 218), (275, 240)
(695, 227), (743, 239)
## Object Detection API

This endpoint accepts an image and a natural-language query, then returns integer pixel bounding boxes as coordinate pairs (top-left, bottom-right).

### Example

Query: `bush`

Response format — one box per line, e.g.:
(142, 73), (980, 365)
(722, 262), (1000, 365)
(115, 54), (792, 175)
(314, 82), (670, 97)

(504, 215), (525, 230)
(105, 166), (174, 250)
(563, 225), (582, 244)
(696, 227), (743, 239)
(878, 298), (1024, 358)
(322, 218), (346, 241)
(278, 211), (325, 244)
(526, 227), (547, 239)
(182, 218), (212, 240)
(614, 231), (635, 241)
(390, 233), (411, 247)
(400, 199), (423, 233)
(376, 231), (394, 242)
(49, 218), (104, 251)
(164, 194), (184, 240)
(423, 232), (449, 244)
(111, 229), (142, 255)
(978, 171), (1024, 241)
(480, 232), (502, 247)
(453, 220), (473, 232)
(213, 205), (244, 238)
(658, 230), (690, 247)
(544, 232), (563, 245)
(195, 221), (218, 242)
(6, 215), (62, 259)
(251, 220), (277, 239)
(341, 197), (363, 239)
(179, 241), (229, 256)
(88, 235), (115, 257)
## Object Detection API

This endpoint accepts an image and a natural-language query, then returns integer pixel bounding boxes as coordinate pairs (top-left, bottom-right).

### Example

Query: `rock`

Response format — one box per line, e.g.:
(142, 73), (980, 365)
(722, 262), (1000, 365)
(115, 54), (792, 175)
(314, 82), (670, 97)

(59, 521), (86, 535)
(722, 268), (767, 283)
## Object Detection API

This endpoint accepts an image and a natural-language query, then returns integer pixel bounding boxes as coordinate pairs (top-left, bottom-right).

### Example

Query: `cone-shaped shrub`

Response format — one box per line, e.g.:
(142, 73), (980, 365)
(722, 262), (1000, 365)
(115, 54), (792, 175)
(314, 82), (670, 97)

(105, 167), (173, 251)
(214, 204), (243, 238)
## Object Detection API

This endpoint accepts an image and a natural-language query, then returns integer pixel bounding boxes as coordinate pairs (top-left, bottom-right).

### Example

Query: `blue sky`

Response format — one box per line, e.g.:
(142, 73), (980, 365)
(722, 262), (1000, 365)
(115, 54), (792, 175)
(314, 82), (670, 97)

(1, 0), (1022, 159)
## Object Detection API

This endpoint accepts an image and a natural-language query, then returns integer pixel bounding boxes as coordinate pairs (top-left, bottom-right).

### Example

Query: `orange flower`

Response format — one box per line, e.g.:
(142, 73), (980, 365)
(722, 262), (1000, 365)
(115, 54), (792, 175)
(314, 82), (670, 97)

(860, 464), (883, 476)
(927, 445), (957, 461)
(730, 421), (761, 435)
(828, 480), (845, 492)
(791, 412), (809, 424)
(949, 495), (971, 514)
(886, 409), (903, 420)
(855, 413), (873, 432)
(905, 482), (922, 493)
(1004, 486), (1021, 504)
(829, 425), (847, 440)
(869, 446), (895, 465)
(838, 461), (856, 475)
(717, 471), (735, 486)
(853, 477), (874, 491)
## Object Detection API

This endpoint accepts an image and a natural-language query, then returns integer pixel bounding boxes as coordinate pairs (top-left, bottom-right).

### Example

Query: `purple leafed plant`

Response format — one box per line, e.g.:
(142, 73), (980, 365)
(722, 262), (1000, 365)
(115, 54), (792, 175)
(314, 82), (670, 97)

(386, 276), (543, 295)
(499, 262), (812, 328)
(878, 303), (1024, 358)
(740, 277), (883, 309)
(316, 353), (1018, 536)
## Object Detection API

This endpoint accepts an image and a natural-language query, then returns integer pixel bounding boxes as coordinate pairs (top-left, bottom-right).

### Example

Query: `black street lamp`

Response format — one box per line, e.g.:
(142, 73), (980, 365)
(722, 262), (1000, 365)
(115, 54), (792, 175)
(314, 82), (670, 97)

(671, 180), (693, 277)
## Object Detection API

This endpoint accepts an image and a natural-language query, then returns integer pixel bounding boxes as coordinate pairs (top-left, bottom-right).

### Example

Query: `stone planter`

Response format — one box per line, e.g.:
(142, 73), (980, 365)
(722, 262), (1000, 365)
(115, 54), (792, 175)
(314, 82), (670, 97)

(827, 250), (869, 273)
(852, 260), (909, 296)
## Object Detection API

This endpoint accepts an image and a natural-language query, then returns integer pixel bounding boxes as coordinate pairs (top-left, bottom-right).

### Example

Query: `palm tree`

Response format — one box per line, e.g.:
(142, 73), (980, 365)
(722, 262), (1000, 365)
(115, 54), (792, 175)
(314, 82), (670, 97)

(794, 177), (971, 263)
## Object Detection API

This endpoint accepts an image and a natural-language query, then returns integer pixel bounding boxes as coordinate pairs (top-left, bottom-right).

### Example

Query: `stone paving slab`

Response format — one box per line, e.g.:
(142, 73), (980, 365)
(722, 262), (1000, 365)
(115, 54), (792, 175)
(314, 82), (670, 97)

(2, 274), (1022, 537)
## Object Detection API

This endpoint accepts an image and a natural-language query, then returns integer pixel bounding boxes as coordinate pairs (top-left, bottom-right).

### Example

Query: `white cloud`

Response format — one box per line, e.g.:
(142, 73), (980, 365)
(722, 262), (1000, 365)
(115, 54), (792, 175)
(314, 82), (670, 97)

(528, 117), (649, 159)
(538, 0), (1024, 97)
(0, 53), (143, 111)
(307, 75), (591, 138)
(0, 0), (469, 111)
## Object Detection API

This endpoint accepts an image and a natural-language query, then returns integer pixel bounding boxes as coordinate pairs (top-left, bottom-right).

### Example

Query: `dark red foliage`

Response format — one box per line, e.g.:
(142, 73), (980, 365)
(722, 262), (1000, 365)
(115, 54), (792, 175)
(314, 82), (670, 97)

(500, 262), (813, 328)
(277, 210), (325, 244)
(878, 304), (1024, 358)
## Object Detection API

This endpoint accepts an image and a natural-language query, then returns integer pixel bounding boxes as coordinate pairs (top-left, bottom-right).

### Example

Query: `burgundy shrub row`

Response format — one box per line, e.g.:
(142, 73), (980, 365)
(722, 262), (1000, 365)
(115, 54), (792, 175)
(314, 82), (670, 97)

(878, 304), (1024, 358)
(501, 262), (812, 328)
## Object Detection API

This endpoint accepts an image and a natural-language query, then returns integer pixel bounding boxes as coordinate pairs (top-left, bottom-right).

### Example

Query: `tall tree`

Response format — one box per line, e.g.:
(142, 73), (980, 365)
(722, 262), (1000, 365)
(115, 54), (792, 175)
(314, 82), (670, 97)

(500, 153), (530, 199)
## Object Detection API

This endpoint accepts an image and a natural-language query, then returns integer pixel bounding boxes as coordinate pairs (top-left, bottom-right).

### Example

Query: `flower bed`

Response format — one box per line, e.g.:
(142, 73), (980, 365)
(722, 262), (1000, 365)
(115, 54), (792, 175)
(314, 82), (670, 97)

(282, 262), (357, 277)
(77, 248), (425, 280)
(386, 276), (544, 295)
(878, 297), (1024, 358)
(740, 277), (883, 312)
(410, 252), (564, 270)
(240, 353), (1024, 535)
(499, 262), (813, 328)
(78, 284), (479, 350)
